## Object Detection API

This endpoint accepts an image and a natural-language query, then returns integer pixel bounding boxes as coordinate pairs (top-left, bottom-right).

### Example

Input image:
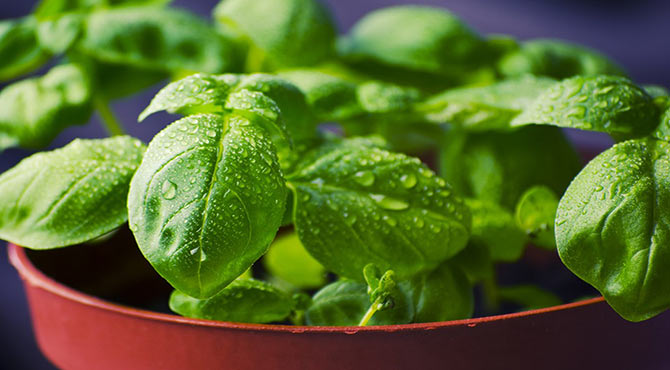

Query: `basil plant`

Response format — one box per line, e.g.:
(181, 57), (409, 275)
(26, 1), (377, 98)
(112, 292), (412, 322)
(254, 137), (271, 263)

(1, 0), (669, 325)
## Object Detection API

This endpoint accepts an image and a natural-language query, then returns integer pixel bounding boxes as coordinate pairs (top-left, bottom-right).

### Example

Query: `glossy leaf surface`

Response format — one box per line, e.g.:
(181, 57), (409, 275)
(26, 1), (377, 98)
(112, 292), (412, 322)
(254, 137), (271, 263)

(128, 114), (286, 298)
(0, 137), (145, 249)
(287, 139), (470, 280)
(556, 138), (670, 321)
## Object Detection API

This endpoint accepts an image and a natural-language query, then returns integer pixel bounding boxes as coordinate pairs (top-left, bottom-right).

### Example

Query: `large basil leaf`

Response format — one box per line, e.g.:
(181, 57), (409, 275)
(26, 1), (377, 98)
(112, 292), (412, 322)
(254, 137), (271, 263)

(341, 6), (494, 81)
(34, 0), (173, 17)
(77, 6), (241, 74)
(440, 125), (581, 209)
(214, 0), (336, 70)
(498, 39), (625, 79)
(128, 114), (286, 298)
(0, 64), (93, 151)
(0, 136), (145, 249)
(512, 75), (659, 137)
(169, 278), (293, 323)
(556, 138), (670, 321)
(407, 262), (473, 322)
(287, 139), (471, 280)
(0, 17), (51, 82)
(304, 279), (414, 326)
(420, 76), (556, 130)
(263, 232), (326, 289)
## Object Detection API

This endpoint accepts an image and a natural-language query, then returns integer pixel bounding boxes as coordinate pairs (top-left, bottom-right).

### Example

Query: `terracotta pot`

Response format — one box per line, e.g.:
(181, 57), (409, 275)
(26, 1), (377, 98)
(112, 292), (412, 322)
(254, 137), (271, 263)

(9, 240), (670, 370)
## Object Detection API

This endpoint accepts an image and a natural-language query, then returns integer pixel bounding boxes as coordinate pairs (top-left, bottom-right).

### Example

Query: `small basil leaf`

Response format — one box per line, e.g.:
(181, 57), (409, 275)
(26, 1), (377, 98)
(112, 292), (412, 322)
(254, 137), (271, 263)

(515, 186), (559, 250)
(304, 279), (414, 326)
(440, 126), (581, 210)
(214, 0), (336, 70)
(263, 232), (327, 289)
(0, 18), (51, 82)
(420, 76), (556, 130)
(512, 75), (659, 137)
(169, 278), (293, 323)
(497, 284), (562, 311)
(128, 114), (286, 298)
(643, 84), (669, 100)
(556, 138), (670, 321)
(407, 262), (473, 322)
(278, 70), (363, 121)
(466, 199), (527, 261)
(0, 64), (93, 151)
(498, 39), (625, 79)
(139, 73), (240, 121)
(36, 13), (83, 54)
(287, 140), (470, 280)
(234, 74), (316, 143)
(0, 136), (145, 249)
(78, 6), (241, 74)
(224, 89), (289, 147)
(341, 6), (493, 79)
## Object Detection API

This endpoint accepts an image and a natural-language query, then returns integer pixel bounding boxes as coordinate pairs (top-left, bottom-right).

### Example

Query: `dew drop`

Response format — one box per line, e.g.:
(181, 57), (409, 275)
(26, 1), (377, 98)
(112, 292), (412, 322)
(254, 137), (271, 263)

(370, 194), (409, 211)
(353, 171), (375, 187)
(383, 215), (397, 227)
(400, 174), (417, 189)
(161, 180), (177, 200)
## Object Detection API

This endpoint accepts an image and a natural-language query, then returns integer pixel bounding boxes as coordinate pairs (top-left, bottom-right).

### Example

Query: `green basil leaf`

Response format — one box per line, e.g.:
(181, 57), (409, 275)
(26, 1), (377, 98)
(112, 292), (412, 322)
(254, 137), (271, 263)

(498, 39), (625, 79)
(224, 89), (289, 146)
(497, 284), (562, 311)
(0, 64), (93, 151)
(515, 186), (559, 250)
(643, 84), (669, 99)
(234, 74), (315, 142)
(213, 0), (336, 70)
(512, 75), (659, 137)
(653, 108), (670, 142)
(407, 262), (473, 322)
(420, 76), (556, 130)
(287, 140), (471, 280)
(304, 279), (414, 326)
(85, 60), (168, 100)
(0, 18), (51, 82)
(0, 136), (145, 249)
(440, 126), (581, 209)
(466, 199), (527, 261)
(78, 6), (241, 74)
(341, 6), (493, 79)
(263, 231), (326, 289)
(169, 278), (293, 323)
(278, 70), (363, 121)
(36, 13), (83, 54)
(128, 114), (286, 298)
(556, 138), (670, 321)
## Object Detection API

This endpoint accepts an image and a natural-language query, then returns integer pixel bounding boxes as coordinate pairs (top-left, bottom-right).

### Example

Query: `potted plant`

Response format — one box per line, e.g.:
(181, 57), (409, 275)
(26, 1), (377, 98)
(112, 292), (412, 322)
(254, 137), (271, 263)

(2, 0), (670, 368)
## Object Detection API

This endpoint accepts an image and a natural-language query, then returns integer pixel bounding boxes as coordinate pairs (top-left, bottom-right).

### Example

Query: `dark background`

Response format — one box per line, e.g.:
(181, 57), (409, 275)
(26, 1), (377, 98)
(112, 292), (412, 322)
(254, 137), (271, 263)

(1, 1), (668, 368)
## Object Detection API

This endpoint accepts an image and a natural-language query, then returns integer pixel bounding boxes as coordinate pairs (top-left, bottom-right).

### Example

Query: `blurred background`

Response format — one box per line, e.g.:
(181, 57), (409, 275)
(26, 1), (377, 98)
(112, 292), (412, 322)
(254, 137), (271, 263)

(1, 0), (668, 368)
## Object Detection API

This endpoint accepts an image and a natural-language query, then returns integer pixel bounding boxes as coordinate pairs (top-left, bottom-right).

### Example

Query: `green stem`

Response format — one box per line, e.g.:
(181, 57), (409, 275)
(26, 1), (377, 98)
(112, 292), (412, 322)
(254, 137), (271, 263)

(358, 299), (382, 326)
(94, 97), (126, 137)
(482, 276), (500, 314)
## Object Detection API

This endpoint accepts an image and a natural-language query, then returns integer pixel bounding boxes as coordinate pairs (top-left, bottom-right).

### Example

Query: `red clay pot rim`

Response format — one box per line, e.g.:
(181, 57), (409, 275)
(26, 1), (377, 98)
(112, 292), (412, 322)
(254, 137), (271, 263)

(8, 243), (605, 334)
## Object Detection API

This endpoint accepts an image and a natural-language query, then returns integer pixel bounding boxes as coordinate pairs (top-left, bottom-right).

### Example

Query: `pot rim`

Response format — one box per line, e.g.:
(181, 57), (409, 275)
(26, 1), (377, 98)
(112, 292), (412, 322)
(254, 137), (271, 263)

(8, 243), (605, 334)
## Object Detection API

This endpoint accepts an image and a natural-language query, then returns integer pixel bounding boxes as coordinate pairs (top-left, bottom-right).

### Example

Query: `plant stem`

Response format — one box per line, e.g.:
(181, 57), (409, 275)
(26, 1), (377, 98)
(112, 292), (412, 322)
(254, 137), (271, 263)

(482, 276), (500, 314)
(94, 97), (126, 137)
(358, 299), (382, 326)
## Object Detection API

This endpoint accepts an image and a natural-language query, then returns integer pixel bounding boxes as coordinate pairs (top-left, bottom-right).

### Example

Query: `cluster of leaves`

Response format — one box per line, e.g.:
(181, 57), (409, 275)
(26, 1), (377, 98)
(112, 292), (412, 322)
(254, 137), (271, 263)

(1, 0), (669, 325)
